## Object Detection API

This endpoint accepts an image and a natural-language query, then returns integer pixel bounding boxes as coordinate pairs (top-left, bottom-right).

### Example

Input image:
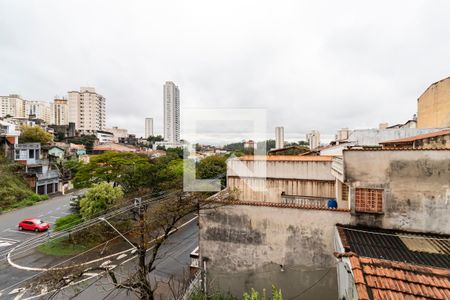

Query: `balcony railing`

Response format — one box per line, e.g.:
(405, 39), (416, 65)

(281, 194), (329, 208)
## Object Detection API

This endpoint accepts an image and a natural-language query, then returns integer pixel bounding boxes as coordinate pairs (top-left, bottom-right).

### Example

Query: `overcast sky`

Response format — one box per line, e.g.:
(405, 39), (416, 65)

(1, 0), (449, 145)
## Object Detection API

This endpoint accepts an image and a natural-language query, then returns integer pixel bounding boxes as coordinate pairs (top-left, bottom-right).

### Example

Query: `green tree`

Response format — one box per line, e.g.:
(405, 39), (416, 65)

(19, 125), (53, 145)
(147, 135), (164, 143)
(79, 182), (124, 219)
(66, 135), (97, 153)
(73, 151), (155, 193)
(197, 155), (227, 187)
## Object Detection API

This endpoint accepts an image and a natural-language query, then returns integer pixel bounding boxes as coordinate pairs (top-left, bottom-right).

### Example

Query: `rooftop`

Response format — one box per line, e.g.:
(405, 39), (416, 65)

(337, 224), (450, 300)
(380, 129), (450, 145)
(237, 155), (333, 162)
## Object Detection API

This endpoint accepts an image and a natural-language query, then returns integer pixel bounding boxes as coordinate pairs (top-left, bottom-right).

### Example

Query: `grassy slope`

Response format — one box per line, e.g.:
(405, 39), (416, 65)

(0, 154), (48, 212)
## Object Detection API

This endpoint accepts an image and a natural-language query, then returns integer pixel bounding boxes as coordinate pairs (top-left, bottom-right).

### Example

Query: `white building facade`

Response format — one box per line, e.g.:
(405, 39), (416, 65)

(24, 100), (52, 123)
(0, 95), (25, 118)
(145, 117), (154, 138)
(275, 126), (284, 149)
(163, 81), (180, 143)
(52, 98), (69, 125)
(307, 130), (320, 149)
(68, 87), (106, 133)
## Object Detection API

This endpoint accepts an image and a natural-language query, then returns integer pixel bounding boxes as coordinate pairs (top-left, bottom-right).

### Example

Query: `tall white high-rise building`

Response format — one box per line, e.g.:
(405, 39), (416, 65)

(53, 98), (69, 125)
(306, 130), (320, 150)
(24, 100), (52, 123)
(68, 87), (106, 132)
(0, 94), (25, 118)
(145, 117), (154, 138)
(275, 126), (284, 149)
(163, 81), (180, 143)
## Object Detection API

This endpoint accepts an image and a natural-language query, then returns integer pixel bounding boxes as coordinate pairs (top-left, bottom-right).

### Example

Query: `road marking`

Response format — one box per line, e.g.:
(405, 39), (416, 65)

(60, 212), (71, 215)
(0, 241), (14, 247)
(48, 216), (59, 219)
(37, 215), (44, 218)
(46, 211), (53, 214)
(55, 207), (61, 211)
(99, 260), (112, 268)
(83, 272), (98, 277)
(4, 229), (36, 236)
(9, 288), (24, 295)
(116, 253), (127, 260)
(0, 237), (21, 242)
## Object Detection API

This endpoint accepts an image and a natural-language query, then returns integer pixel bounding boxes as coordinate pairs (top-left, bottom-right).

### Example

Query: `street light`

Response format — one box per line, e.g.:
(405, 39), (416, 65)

(99, 217), (136, 249)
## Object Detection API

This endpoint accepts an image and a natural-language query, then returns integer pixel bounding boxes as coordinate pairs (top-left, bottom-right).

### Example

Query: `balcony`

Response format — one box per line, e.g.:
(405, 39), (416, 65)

(281, 194), (330, 208)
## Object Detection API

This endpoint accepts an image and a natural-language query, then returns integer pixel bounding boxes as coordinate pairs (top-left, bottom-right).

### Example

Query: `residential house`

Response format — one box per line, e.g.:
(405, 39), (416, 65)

(379, 129), (450, 149)
(331, 148), (450, 234)
(13, 143), (60, 195)
(200, 155), (352, 298)
(334, 224), (450, 300)
(0, 120), (19, 158)
(48, 146), (66, 159)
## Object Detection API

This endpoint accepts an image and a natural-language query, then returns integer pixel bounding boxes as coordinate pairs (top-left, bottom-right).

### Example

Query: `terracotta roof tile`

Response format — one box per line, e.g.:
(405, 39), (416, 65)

(380, 129), (450, 144)
(237, 155), (333, 162)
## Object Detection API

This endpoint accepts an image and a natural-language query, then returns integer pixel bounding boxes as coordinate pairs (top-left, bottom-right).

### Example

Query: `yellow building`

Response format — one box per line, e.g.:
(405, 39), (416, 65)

(417, 77), (450, 128)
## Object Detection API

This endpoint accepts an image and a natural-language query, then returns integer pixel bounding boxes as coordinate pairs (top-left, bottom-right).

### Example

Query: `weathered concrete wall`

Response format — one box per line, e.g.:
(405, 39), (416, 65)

(200, 205), (351, 298)
(228, 177), (335, 202)
(343, 150), (450, 234)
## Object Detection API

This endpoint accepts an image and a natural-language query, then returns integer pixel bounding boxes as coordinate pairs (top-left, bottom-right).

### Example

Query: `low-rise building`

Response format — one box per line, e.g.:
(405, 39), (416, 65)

(331, 148), (450, 234)
(104, 126), (128, 143)
(334, 224), (450, 300)
(95, 130), (114, 144)
(14, 143), (60, 195)
(379, 129), (450, 149)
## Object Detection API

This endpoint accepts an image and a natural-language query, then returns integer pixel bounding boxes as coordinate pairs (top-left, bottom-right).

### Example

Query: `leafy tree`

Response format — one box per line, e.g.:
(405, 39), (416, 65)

(166, 147), (184, 159)
(197, 155), (227, 187)
(73, 151), (155, 193)
(147, 135), (164, 143)
(66, 135), (97, 153)
(19, 125), (53, 145)
(79, 182), (124, 219)
(223, 142), (244, 152)
(243, 286), (283, 300)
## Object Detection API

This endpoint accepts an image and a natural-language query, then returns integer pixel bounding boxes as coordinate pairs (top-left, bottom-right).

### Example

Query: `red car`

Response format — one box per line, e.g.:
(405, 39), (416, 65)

(18, 218), (50, 232)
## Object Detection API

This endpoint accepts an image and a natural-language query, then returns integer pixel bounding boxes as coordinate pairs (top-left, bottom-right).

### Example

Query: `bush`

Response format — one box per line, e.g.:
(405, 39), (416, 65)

(54, 214), (82, 231)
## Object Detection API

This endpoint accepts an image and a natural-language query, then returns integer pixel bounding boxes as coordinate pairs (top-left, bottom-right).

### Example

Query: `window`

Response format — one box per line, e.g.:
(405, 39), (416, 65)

(29, 149), (34, 159)
(341, 182), (349, 201)
(15, 149), (20, 159)
(355, 188), (383, 213)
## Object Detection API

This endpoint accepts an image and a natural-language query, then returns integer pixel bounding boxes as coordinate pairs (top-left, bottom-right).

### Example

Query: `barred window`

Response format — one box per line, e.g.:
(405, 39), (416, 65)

(342, 183), (349, 201)
(355, 188), (383, 213)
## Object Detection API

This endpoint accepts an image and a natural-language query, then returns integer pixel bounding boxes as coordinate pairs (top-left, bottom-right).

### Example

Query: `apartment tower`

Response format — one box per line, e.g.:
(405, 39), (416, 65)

(145, 117), (154, 138)
(275, 126), (285, 149)
(67, 87), (106, 132)
(53, 98), (69, 125)
(163, 82), (180, 143)
(306, 130), (320, 150)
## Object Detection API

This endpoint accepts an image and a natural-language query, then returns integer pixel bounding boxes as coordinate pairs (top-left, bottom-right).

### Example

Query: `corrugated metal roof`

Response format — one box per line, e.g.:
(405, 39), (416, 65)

(337, 225), (450, 269)
(237, 155), (333, 161)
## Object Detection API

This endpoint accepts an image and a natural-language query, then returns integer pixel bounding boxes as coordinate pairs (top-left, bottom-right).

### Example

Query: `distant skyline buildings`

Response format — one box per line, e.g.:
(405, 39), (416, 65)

(163, 81), (180, 143)
(307, 130), (321, 150)
(68, 87), (106, 133)
(275, 126), (284, 149)
(145, 117), (154, 138)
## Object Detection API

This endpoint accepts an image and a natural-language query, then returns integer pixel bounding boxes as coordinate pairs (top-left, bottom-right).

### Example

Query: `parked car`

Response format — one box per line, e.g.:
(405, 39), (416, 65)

(18, 218), (50, 232)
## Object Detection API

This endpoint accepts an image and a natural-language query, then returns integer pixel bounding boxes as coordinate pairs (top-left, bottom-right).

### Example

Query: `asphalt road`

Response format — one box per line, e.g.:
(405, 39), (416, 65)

(0, 192), (81, 257)
(0, 215), (199, 299)
(67, 218), (199, 300)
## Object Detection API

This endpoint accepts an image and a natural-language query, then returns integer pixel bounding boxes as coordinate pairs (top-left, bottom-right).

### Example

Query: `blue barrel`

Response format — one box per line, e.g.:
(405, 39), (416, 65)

(327, 198), (338, 209)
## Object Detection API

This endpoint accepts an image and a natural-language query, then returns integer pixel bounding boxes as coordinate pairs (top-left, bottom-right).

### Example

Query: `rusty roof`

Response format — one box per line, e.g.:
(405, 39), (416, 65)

(337, 225), (450, 300)
(237, 155), (333, 162)
(380, 129), (450, 144)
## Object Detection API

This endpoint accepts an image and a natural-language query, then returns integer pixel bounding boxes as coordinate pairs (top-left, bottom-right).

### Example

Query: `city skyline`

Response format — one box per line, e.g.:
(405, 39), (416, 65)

(1, 1), (449, 142)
